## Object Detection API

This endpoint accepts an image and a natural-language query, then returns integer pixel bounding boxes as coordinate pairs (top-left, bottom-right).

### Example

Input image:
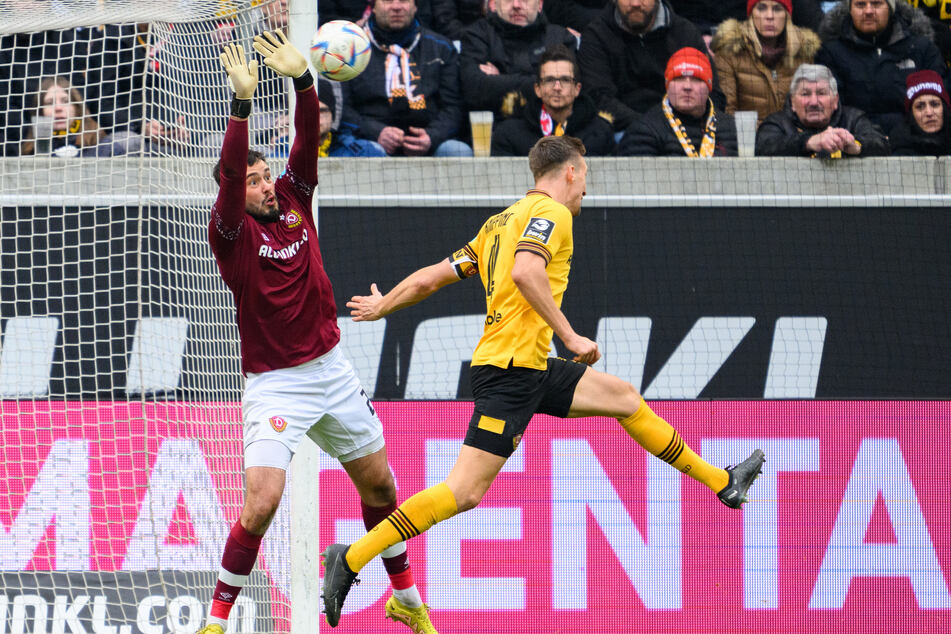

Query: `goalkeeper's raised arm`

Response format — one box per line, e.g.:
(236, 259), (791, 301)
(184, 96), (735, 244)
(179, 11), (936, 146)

(252, 29), (318, 186)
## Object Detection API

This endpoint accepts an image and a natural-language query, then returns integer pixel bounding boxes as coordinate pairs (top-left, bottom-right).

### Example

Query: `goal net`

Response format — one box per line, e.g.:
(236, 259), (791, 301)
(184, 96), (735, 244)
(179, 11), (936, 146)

(0, 1), (304, 632)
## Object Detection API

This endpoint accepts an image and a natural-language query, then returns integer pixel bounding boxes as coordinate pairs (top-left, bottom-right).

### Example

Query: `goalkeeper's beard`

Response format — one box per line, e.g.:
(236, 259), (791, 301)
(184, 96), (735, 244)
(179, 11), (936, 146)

(246, 199), (281, 223)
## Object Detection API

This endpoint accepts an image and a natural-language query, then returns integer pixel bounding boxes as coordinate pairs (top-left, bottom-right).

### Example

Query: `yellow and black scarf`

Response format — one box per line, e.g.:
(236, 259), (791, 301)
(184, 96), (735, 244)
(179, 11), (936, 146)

(662, 96), (717, 157)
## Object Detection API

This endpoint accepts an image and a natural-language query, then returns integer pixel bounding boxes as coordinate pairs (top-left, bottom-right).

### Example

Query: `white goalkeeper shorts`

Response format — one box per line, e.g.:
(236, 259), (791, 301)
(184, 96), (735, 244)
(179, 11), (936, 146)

(242, 344), (384, 468)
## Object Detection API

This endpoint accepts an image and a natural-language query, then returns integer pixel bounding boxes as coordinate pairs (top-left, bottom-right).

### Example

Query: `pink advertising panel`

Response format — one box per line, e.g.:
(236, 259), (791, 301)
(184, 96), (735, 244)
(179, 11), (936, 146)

(1, 401), (949, 633)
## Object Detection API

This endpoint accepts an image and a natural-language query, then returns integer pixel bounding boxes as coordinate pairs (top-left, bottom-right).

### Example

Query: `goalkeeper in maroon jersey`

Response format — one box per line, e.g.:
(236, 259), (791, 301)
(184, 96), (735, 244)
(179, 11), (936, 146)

(199, 31), (438, 634)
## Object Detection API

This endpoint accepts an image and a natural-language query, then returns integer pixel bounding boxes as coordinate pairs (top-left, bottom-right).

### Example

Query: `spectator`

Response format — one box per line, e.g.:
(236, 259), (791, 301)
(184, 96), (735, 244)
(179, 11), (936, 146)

(313, 80), (387, 156)
(889, 69), (951, 155)
(491, 45), (615, 155)
(900, 0), (951, 70)
(578, 0), (720, 132)
(460, 0), (577, 117)
(84, 24), (193, 156)
(816, 0), (947, 132)
(432, 0), (486, 40)
(320, 0), (434, 29)
(669, 0), (824, 36)
(755, 63), (889, 156)
(19, 75), (105, 156)
(0, 26), (94, 156)
(341, 0), (472, 156)
(616, 46), (737, 155)
(711, 0), (820, 125)
(543, 0), (610, 33)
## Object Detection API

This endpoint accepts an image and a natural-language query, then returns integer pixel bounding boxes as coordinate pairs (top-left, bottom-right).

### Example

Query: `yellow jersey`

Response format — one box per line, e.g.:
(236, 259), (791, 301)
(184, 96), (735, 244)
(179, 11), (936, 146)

(449, 190), (574, 370)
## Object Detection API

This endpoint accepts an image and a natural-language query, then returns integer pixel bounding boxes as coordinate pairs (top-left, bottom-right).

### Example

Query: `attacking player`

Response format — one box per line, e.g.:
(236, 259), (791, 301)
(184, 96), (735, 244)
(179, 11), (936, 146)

(322, 135), (766, 626)
(198, 32), (438, 634)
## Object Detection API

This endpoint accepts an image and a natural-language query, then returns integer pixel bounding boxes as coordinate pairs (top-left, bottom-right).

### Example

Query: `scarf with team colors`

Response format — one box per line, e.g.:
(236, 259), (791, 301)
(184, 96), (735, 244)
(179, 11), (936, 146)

(364, 26), (426, 110)
(662, 96), (717, 157)
(539, 106), (565, 137)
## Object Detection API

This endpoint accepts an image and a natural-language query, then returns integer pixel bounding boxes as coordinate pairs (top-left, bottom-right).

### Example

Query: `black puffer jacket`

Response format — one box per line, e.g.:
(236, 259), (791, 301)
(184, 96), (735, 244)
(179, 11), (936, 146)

(490, 92), (616, 156)
(616, 100), (737, 156)
(578, 2), (719, 130)
(816, 1), (947, 132)
(755, 98), (890, 156)
(888, 110), (951, 156)
(341, 18), (464, 150)
(432, 0), (485, 41)
(460, 13), (577, 115)
(543, 0), (609, 32)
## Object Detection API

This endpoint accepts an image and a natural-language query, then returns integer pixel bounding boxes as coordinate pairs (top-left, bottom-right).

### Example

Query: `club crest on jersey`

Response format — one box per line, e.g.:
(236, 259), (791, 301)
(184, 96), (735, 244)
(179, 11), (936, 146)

(523, 217), (554, 243)
(269, 416), (288, 432)
(283, 210), (302, 229)
(512, 433), (524, 450)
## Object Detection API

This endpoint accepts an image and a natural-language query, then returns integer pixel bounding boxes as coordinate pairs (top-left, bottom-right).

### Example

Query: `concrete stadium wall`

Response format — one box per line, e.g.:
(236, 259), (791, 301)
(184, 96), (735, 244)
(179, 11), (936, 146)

(2, 156), (951, 207)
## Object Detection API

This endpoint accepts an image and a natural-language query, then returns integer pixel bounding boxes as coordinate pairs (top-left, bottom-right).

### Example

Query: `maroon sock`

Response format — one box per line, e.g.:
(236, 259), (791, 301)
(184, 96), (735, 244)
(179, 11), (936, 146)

(361, 500), (412, 581)
(210, 522), (263, 621)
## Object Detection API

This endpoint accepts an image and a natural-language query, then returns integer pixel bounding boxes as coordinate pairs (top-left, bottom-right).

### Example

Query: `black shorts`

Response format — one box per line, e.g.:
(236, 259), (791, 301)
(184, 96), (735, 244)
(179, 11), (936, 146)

(464, 357), (588, 458)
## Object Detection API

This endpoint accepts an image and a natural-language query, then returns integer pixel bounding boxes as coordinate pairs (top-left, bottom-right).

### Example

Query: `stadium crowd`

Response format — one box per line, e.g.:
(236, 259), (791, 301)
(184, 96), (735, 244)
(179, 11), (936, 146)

(1, 0), (950, 158)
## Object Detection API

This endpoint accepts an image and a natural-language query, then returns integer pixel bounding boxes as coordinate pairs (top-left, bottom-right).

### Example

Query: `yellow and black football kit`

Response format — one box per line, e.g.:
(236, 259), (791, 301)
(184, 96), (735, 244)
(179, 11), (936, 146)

(449, 190), (586, 457)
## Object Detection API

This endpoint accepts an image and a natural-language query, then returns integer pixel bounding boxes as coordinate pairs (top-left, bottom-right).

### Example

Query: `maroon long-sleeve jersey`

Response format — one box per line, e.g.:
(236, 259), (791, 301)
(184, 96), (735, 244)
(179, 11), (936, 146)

(208, 86), (340, 375)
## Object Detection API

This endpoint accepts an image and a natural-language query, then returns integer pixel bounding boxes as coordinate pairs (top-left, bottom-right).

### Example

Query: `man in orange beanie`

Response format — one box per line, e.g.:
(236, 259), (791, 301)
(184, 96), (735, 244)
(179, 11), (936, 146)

(616, 46), (737, 156)
(577, 0), (724, 132)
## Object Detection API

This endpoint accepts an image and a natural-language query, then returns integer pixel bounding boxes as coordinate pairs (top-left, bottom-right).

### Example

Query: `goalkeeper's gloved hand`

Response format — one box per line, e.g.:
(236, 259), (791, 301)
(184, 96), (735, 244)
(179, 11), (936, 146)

(219, 43), (259, 99)
(253, 29), (308, 78)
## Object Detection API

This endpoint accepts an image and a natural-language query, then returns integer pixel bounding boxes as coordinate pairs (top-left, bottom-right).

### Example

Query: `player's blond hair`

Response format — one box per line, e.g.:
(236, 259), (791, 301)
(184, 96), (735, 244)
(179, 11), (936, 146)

(528, 136), (586, 181)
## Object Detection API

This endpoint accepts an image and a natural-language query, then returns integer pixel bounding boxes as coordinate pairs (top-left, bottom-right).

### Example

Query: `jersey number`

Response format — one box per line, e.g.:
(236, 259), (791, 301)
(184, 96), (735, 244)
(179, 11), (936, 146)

(485, 235), (500, 297)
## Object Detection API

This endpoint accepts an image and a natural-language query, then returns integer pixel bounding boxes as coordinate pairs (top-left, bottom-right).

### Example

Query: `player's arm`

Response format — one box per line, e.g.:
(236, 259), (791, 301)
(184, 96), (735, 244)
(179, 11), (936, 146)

(252, 30), (317, 183)
(214, 43), (258, 235)
(511, 251), (600, 365)
(348, 259), (460, 322)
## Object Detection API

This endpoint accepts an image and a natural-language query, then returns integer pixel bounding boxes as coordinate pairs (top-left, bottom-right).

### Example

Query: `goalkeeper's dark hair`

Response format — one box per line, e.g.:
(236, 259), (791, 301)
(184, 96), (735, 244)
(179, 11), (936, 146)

(213, 149), (268, 185)
(535, 45), (578, 83)
(528, 136), (586, 180)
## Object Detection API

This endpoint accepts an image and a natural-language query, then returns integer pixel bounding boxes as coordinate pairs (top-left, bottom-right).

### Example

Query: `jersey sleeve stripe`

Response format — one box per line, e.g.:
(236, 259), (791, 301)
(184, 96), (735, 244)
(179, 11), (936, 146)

(515, 242), (552, 266)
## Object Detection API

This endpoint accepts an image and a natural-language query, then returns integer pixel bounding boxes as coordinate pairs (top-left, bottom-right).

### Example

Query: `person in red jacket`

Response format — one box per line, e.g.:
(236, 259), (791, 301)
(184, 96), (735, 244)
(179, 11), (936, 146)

(199, 31), (437, 634)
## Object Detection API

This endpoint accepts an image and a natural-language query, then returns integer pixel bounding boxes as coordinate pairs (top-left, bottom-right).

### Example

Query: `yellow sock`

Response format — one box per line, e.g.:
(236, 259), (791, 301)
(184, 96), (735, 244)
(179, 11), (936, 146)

(345, 482), (458, 572)
(619, 398), (729, 493)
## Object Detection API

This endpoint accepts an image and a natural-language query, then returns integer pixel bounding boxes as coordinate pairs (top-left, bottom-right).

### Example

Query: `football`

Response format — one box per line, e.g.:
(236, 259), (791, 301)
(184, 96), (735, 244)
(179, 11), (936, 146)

(309, 20), (371, 82)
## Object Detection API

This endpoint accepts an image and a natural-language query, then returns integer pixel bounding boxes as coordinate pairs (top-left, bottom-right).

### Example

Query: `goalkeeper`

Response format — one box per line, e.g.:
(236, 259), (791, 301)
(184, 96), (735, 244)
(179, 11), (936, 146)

(322, 135), (767, 626)
(201, 31), (438, 634)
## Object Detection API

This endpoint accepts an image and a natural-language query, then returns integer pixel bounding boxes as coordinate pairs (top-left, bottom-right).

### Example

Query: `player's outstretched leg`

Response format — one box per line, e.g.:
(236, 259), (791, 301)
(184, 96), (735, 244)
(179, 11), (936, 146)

(619, 398), (766, 507)
(321, 544), (360, 628)
(716, 449), (766, 508)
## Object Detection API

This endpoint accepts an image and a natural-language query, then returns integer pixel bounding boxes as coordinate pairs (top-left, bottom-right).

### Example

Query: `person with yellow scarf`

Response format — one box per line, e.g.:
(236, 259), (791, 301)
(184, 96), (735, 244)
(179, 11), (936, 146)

(616, 47), (738, 156)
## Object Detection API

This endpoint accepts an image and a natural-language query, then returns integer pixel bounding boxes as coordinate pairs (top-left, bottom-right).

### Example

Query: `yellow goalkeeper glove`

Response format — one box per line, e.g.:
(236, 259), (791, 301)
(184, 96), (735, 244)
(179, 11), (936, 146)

(219, 43), (259, 100)
(253, 29), (308, 78)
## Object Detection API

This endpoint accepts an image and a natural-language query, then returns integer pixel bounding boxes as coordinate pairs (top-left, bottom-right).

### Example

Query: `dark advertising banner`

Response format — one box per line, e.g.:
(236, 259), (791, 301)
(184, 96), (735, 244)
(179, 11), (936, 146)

(0, 570), (272, 633)
(1, 204), (950, 399)
(321, 204), (951, 399)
